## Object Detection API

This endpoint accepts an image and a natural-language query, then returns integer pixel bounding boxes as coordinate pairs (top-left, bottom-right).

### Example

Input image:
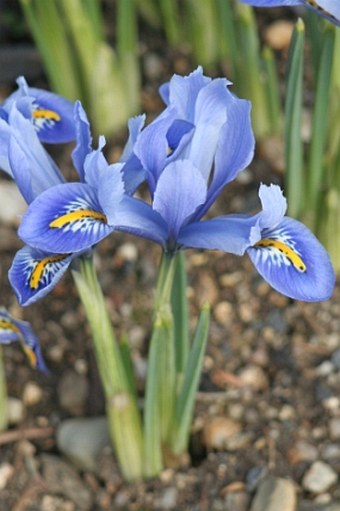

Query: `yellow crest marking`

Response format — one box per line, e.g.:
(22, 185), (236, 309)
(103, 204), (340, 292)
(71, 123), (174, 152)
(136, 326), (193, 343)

(22, 345), (37, 367)
(255, 239), (307, 273)
(32, 109), (61, 122)
(0, 319), (20, 334)
(49, 209), (107, 229)
(29, 254), (68, 290)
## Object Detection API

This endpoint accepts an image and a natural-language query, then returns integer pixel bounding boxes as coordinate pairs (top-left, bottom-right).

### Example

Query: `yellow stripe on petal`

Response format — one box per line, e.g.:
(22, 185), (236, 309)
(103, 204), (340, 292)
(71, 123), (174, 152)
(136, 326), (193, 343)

(22, 345), (37, 368)
(49, 210), (107, 229)
(30, 254), (68, 290)
(0, 319), (20, 334)
(32, 109), (61, 122)
(255, 239), (307, 273)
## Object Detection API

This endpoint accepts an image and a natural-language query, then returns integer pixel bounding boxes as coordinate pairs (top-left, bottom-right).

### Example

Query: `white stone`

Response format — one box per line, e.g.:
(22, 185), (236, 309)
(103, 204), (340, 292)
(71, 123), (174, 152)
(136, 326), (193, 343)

(302, 461), (338, 494)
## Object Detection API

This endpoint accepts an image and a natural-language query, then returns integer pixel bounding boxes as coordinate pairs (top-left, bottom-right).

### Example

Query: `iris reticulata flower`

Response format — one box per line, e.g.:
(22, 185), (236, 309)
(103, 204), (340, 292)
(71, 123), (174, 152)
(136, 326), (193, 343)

(0, 76), (76, 143)
(13, 68), (335, 303)
(239, 0), (340, 26)
(0, 308), (47, 371)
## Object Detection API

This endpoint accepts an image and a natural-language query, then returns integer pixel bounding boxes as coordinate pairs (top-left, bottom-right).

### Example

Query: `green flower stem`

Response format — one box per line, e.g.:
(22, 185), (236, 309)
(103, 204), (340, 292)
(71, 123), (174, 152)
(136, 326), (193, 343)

(72, 255), (143, 482)
(144, 251), (177, 477)
(171, 250), (189, 377)
(0, 347), (8, 432)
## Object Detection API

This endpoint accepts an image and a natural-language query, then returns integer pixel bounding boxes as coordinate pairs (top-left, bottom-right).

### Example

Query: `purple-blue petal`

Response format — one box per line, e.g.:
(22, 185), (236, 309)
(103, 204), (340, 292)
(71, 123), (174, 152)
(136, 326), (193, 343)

(200, 97), (254, 218)
(0, 308), (48, 372)
(3, 76), (76, 143)
(240, 0), (340, 26)
(178, 214), (257, 255)
(9, 246), (75, 306)
(153, 160), (207, 241)
(115, 195), (168, 246)
(18, 183), (115, 253)
(247, 217), (335, 301)
(7, 104), (64, 203)
(71, 101), (93, 181)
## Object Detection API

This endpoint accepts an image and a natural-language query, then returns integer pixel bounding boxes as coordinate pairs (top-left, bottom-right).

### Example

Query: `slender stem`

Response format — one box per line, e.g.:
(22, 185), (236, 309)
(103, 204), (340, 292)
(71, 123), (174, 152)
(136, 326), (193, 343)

(143, 250), (177, 477)
(0, 347), (8, 432)
(171, 250), (189, 377)
(72, 255), (144, 481)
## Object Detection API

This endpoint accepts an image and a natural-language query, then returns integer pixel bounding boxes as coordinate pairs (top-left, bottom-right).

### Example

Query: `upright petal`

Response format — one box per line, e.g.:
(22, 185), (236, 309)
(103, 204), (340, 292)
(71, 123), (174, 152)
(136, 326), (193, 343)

(152, 160), (207, 242)
(71, 101), (93, 181)
(9, 246), (75, 306)
(8, 105), (64, 203)
(247, 217), (335, 301)
(200, 97), (254, 217)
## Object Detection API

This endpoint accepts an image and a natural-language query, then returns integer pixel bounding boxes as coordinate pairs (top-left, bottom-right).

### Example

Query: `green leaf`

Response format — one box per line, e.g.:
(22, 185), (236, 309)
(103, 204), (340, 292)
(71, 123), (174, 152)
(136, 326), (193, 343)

(285, 18), (305, 218)
(172, 303), (210, 455)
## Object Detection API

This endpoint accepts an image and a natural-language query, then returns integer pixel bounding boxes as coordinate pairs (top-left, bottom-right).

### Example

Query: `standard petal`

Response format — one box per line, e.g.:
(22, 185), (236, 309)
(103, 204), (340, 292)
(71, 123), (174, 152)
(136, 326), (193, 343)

(178, 214), (257, 255)
(200, 97), (254, 217)
(134, 109), (177, 192)
(9, 246), (75, 306)
(18, 183), (115, 253)
(71, 101), (93, 180)
(0, 308), (48, 371)
(165, 67), (212, 122)
(247, 217), (335, 301)
(153, 160), (207, 242)
(8, 105), (64, 203)
(120, 114), (146, 162)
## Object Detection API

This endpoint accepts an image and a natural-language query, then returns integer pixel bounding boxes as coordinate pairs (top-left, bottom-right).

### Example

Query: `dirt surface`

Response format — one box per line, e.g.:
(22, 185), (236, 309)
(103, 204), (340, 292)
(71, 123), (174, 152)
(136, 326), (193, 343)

(0, 2), (339, 510)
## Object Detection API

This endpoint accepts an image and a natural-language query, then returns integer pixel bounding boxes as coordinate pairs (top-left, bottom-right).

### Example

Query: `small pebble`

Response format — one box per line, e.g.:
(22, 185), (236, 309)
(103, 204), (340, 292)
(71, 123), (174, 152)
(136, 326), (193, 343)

(214, 301), (233, 326)
(224, 491), (250, 511)
(288, 440), (318, 464)
(321, 444), (340, 460)
(302, 461), (338, 494)
(264, 20), (294, 51)
(250, 477), (296, 511)
(0, 463), (14, 490)
(316, 360), (334, 377)
(6, 397), (25, 425)
(329, 417), (340, 440)
(203, 417), (242, 450)
(238, 365), (269, 391)
(117, 242), (138, 262)
(58, 370), (89, 415)
(57, 417), (110, 472)
(246, 466), (268, 491)
(22, 381), (43, 407)
(155, 487), (178, 510)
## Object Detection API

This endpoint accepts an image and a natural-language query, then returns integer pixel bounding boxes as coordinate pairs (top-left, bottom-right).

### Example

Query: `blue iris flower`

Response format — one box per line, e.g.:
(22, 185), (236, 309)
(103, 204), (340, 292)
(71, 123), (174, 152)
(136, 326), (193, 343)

(16, 68), (335, 302)
(239, 0), (340, 26)
(0, 76), (76, 143)
(0, 308), (48, 372)
(7, 100), (161, 305)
